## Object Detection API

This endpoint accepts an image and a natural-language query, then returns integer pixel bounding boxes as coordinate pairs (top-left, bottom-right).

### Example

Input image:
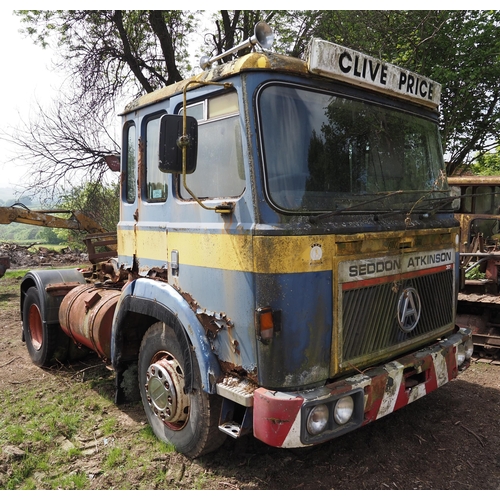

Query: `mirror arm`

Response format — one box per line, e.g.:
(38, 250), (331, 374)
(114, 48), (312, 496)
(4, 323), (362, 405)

(181, 81), (234, 213)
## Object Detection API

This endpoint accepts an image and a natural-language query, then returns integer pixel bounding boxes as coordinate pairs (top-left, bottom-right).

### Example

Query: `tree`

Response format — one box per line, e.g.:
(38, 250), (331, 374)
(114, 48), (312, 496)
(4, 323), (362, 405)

(53, 181), (120, 247)
(204, 10), (281, 62)
(18, 10), (196, 101)
(7, 97), (119, 200)
(432, 11), (500, 174)
(39, 227), (63, 245)
(312, 10), (500, 176)
(469, 147), (500, 176)
(7, 10), (198, 198)
(8, 10), (500, 192)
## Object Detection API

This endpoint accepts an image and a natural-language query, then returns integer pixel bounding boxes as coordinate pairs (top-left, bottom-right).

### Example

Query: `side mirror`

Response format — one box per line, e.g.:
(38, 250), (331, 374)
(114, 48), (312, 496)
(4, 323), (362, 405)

(159, 114), (198, 174)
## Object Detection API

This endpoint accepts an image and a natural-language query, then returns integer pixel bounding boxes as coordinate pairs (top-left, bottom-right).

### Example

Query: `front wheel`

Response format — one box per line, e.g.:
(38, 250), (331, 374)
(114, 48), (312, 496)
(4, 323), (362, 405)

(138, 321), (226, 458)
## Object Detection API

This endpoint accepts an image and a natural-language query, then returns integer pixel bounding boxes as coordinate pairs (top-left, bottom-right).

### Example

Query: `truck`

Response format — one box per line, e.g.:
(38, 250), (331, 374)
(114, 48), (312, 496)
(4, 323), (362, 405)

(18, 22), (473, 458)
(448, 175), (500, 355)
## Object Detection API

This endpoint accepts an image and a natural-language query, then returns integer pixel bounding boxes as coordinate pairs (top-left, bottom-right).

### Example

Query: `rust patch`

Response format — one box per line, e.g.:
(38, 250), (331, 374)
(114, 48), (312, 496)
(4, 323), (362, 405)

(175, 287), (232, 339)
(173, 287), (256, 380)
(219, 360), (248, 378)
(45, 282), (83, 297)
(98, 260), (129, 284)
(146, 267), (168, 280)
(0, 256), (10, 278)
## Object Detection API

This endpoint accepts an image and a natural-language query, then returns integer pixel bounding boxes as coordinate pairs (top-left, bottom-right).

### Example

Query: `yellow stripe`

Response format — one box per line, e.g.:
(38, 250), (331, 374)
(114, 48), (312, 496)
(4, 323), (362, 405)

(117, 227), (458, 274)
(169, 232), (254, 272)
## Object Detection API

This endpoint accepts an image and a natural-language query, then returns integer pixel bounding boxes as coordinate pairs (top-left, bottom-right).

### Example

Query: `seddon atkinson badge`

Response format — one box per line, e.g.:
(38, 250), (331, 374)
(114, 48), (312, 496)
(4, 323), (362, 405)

(342, 250), (454, 280)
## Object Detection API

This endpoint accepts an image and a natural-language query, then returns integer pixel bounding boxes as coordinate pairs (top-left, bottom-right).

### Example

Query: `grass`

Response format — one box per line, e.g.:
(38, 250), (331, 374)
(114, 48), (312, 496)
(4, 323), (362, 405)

(0, 272), (25, 313)
(0, 365), (179, 490)
(0, 268), (218, 490)
(2, 269), (28, 280)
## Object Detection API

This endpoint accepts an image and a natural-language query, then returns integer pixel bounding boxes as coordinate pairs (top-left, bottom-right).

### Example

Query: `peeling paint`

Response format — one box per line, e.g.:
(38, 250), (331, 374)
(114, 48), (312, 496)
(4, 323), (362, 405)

(284, 365), (329, 388)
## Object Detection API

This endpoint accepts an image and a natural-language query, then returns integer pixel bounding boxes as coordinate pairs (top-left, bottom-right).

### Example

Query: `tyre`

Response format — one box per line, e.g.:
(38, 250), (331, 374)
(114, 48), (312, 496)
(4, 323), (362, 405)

(23, 287), (57, 367)
(138, 321), (226, 458)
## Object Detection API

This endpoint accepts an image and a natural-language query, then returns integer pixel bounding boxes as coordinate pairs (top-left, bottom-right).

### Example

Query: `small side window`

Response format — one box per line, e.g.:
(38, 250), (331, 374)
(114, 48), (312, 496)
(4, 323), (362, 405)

(178, 91), (245, 200)
(145, 113), (168, 202)
(124, 122), (136, 203)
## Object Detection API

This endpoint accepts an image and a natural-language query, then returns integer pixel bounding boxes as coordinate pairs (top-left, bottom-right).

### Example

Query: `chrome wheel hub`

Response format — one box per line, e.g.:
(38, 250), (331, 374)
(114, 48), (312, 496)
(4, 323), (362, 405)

(145, 352), (189, 428)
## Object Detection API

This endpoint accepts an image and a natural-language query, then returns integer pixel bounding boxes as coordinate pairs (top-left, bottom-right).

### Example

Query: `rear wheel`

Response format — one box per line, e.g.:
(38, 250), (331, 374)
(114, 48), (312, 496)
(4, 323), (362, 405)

(138, 321), (226, 458)
(23, 287), (57, 367)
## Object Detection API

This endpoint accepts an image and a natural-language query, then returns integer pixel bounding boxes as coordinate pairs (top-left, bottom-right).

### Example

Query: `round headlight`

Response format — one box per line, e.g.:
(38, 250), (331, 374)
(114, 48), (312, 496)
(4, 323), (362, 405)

(464, 337), (474, 360)
(334, 396), (354, 425)
(457, 343), (466, 366)
(306, 404), (329, 436)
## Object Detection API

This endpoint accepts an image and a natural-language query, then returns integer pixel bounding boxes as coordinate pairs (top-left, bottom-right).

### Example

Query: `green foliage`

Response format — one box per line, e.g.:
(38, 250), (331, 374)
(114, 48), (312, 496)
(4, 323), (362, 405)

(54, 181), (119, 247)
(470, 147), (500, 176)
(0, 223), (43, 243)
(38, 227), (63, 244)
(465, 266), (486, 280)
(0, 181), (118, 247)
(16, 10), (198, 93)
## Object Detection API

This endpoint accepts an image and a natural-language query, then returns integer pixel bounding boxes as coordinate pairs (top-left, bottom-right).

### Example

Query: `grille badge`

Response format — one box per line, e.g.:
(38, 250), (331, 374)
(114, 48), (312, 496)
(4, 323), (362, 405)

(397, 287), (421, 332)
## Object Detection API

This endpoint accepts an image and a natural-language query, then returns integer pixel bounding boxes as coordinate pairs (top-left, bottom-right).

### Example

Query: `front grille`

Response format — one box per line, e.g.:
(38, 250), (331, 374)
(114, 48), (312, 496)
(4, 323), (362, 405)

(342, 269), (454, 362)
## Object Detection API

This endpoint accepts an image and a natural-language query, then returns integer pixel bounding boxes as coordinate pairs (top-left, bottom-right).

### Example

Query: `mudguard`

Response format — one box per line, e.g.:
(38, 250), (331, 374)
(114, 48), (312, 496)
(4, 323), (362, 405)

(20, 269), (87, 335)
(111, 278), (222, 394)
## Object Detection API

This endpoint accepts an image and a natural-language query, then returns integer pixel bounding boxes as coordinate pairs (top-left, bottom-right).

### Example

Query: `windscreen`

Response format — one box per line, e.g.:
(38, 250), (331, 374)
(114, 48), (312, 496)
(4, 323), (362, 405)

(258, 83), (448, 213)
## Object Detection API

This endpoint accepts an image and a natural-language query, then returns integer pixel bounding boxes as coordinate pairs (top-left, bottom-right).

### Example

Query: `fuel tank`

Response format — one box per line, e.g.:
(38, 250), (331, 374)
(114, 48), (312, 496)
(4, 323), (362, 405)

(59, 284), (121, 360)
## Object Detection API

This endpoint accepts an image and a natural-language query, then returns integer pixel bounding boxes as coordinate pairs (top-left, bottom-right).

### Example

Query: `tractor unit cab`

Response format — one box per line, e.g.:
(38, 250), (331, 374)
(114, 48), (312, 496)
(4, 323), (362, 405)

(20, 23), (472, 458)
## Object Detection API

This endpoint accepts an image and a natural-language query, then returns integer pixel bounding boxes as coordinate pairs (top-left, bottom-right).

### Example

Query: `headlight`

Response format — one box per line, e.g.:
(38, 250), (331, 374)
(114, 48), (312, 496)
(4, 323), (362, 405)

(457, 343), (466, 366)
(334, 396), (354, 425)
(306, 404), (329, 435)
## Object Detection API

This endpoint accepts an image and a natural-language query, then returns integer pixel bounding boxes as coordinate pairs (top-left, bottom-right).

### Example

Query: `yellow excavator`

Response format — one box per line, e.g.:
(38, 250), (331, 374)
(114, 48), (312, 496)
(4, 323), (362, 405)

(0, 204), (117, 277)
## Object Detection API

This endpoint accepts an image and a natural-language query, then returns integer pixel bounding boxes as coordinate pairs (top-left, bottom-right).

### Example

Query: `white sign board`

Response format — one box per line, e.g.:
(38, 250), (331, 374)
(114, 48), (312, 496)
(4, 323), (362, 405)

(339, 249), (454, 283)
(307, 38), (441, 109)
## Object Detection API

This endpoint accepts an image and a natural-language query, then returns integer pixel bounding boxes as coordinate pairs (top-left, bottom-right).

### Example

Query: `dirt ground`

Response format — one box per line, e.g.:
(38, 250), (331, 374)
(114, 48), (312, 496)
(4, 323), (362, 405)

(1, 266), (500, 490)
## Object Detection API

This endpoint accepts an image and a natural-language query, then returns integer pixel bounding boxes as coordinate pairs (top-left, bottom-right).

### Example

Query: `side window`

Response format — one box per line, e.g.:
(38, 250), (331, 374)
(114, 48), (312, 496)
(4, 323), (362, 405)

(124, 122), (136, 203)
(145, 113), (168, 202)
(179, 92), (245, 199)
(463, 186), (473, 213)
(476, 186), (495, 214)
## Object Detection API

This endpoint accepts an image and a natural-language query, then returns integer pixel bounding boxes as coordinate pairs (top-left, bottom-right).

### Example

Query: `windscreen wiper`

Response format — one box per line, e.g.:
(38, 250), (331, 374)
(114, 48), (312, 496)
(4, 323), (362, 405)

(309, 190), (404, 223)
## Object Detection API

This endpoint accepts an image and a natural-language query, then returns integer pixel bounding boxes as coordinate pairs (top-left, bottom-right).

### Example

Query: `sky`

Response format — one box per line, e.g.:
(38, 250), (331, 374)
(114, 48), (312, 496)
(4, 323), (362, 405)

(0, 7), (208, 197)
(0, 9), (63, 193)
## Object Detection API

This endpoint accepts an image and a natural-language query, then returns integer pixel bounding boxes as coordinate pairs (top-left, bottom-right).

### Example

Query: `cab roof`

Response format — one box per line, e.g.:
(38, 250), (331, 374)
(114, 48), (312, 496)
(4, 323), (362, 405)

(122, 38), (441, 115)
(122, 52), (307, 115)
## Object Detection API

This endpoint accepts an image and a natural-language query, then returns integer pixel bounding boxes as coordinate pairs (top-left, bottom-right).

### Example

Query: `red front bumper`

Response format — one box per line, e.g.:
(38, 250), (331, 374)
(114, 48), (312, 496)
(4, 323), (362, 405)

(253, 328), (471, 448)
